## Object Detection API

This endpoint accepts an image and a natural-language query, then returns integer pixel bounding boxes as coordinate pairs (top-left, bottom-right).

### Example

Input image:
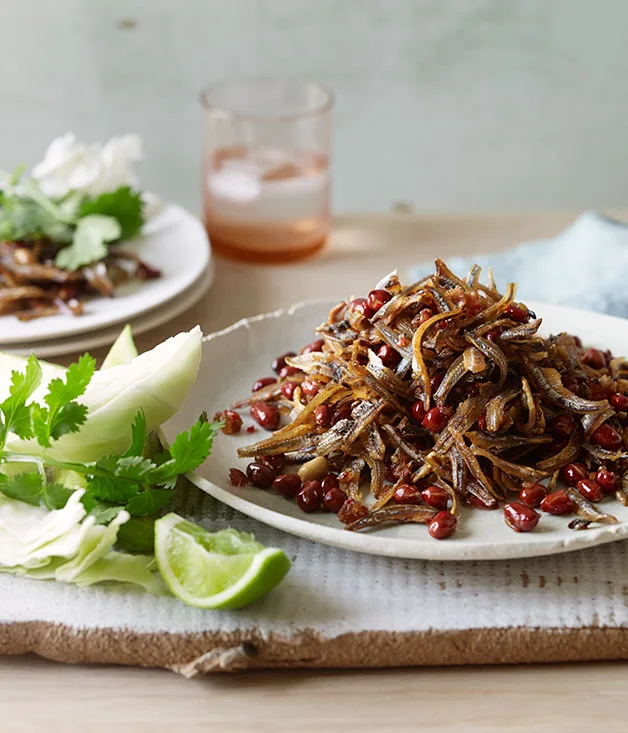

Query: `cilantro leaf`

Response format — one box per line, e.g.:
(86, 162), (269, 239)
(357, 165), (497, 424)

(1, 472), (43, 506)
(0, 196), (72, 243)
(53, 354), (95, 402)
(126, 488), (172, 517)
(85, 501), (126, 525)
(33, 354), (95, 447)
(0, 354), (42, 443)
(152, 418), (218, 488)
(42, 482), (73, 511)
(122, 410), (147, 458)
(48, 401), (89, 441)
(0, 173), (75, 243)
(55, 214), (121, 271)
(84, 475), (139, 505)
(95, 454), (155, 482)
(116, 517), (155, 553)
(79, 186), (144, 241)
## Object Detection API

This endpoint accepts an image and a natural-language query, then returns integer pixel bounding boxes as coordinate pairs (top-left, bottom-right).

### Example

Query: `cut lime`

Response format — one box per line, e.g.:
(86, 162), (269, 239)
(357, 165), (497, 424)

(154, 513), (291, 609)
(101, 324), (138, 370)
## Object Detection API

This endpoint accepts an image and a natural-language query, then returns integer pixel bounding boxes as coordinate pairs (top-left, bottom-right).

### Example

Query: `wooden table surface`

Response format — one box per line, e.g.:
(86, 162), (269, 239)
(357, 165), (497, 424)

(5, 211), (628, 733)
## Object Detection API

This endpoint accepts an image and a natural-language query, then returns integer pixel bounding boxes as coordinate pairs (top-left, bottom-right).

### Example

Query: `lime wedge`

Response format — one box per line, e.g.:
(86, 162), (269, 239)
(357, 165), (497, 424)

(154, 513), (291, 609)
(101, 325), (138, 370)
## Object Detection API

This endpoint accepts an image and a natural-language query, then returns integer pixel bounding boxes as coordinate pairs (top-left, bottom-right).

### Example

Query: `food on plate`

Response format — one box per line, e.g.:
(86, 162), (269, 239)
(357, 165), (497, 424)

(0, 134), (160, 320)
(0, 327), (290, 607)
(228, 260), (628, 539)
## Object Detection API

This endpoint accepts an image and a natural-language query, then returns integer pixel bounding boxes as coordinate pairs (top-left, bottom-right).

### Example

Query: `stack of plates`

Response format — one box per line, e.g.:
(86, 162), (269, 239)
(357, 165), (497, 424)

(0, 203), (213, 358)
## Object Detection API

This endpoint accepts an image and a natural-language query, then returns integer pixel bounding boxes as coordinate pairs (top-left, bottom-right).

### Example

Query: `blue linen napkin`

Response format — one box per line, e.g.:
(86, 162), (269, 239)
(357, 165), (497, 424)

(408, 211), (628, 317)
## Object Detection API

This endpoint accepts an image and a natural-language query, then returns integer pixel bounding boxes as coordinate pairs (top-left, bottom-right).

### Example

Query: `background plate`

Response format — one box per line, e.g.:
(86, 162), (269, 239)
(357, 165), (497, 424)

(0, 202), (210, 345)
(162, 299), (628, 561)
(2, 261), (214, 358)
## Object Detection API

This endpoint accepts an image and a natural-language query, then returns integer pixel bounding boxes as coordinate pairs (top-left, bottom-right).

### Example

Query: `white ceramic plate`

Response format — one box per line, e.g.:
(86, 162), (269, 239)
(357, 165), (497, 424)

(0, 202), (211, 345)
(162, 299), (628, 561)
(2, 262), (214, 358)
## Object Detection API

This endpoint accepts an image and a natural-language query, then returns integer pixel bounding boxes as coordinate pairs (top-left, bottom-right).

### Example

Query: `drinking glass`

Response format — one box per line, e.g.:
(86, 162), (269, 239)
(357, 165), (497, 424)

(200, 77), (334, 263)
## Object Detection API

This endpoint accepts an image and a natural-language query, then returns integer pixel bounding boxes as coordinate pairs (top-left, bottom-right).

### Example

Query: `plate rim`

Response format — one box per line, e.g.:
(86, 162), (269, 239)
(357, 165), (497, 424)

(174, 299), (628, 561)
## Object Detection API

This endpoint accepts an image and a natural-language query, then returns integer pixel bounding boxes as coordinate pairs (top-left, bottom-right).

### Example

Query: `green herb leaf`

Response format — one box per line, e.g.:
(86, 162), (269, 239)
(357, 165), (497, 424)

(42, 482), (73, 511)
(0, 196), (72, 243)
(79, 186), (144, 241)
(95, 454), (155, 482)
(1, 472), (43, 506)
(126, 488), (172, 517)
(0, 354), (43, 443)
(84, 475), (138, 505)
(152, 418), (218, 488)
(116, 517), (155, 553)
(55, 214), (121, 271)
(122, 410), (147, 458)
(85, 501), (126, 525)
(33, 354), (95, 447)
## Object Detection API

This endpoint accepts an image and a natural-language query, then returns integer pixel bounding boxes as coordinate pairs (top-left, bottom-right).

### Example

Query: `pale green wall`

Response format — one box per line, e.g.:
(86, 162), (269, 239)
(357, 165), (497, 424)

(1, 0), (627, 213)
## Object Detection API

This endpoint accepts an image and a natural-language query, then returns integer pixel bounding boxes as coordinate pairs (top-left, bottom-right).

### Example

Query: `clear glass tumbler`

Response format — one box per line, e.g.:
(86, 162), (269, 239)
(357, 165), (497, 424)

(200, 78), (334, 263)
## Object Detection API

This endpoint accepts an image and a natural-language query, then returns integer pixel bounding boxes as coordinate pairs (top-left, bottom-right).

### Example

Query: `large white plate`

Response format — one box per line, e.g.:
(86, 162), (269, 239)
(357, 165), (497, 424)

(0, 202), (211, 345)
(163, 300), (628, 561)
(1, 262), (214, 358)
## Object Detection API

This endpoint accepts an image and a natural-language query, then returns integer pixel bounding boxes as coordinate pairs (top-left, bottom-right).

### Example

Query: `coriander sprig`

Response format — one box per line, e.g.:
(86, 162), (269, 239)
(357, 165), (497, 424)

(0, 354), (219, 533)
(0, 167), (144, 271)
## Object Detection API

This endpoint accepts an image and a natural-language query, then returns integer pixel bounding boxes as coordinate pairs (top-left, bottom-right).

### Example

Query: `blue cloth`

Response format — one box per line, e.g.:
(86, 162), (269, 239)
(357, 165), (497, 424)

(408, 211), (628, 317)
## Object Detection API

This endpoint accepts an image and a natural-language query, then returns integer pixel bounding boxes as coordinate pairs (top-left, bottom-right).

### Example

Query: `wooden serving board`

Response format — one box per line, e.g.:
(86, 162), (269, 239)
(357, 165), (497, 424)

(4, 211), (628, 676)
(3, 482), (628, 675)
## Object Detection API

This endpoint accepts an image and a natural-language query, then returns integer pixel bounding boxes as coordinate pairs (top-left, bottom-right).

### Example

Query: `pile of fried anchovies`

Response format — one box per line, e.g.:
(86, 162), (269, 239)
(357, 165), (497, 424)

(0, 240), (160, 320)
(235, 260), (628, 535)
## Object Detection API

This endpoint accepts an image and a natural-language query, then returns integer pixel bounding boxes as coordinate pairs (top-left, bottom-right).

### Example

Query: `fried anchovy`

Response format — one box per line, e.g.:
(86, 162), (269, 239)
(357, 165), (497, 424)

(366, 349), (408, 396)
(583, 444), (628, 462)
(339, 457), (365, 501)
(536, 432), (580, 473)
(434, 355), (467, 406)
(316, 418), (354, 455)
(485, 387), (520, 433)
(466, 264), (481, 287)
(472, 446), (546, 483)
(521, 354), (609, 414)
(465, 431), (552, 452)
(336, 400), (385, 452)
(450, 427), (499, 499)
(232, 381), (286, 408)
(345, 504), (438, 532)
(462, 282), (516, 329)
(364, 454), (386, 498)
(237, 424), (313, 457)
(499, 318), (543, 341)
(364, 423), (386, 460)
(465, 331), (508, 388)
(466, 480), (499, 509)
(374, 323), (413, 359)
(581, 408), (615, 439)
(412, 307), (463, 410)
(564, 487), (618, 524)
(381, 424), (424, 463)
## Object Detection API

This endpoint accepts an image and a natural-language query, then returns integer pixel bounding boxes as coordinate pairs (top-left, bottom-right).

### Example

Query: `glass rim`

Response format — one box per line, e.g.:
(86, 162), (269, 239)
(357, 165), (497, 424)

(199, 76), (335, 122)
